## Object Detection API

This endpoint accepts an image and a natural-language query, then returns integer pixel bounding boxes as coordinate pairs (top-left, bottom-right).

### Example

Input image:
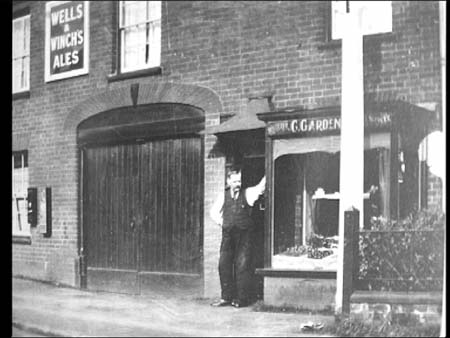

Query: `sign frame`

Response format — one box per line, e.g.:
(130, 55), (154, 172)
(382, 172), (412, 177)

(44, 1), (89, 82)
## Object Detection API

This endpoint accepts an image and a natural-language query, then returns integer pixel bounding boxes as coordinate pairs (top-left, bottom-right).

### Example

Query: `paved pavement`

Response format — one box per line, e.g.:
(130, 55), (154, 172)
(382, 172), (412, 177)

(12, 277), (336, 337)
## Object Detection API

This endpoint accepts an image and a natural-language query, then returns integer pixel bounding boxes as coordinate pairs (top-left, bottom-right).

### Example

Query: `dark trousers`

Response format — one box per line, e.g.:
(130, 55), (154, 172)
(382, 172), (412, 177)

(219, 226), (253, 303)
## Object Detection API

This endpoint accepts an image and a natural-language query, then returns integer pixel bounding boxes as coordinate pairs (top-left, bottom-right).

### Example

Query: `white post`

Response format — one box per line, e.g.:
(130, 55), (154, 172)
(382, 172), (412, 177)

(439, 1), (446, 214)
(439, 2), (446, 336)
(335, 3), (365, 313)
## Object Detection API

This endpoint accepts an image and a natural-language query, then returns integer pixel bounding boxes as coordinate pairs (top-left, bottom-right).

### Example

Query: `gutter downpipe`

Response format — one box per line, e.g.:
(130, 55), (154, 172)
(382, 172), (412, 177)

(78, 146), (87, 289)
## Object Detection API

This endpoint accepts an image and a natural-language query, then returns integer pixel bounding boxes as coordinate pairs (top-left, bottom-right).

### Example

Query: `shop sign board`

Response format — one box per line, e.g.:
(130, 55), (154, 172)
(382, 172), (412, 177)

(267, 112), (392, 137)
(45, 1), (89, 82)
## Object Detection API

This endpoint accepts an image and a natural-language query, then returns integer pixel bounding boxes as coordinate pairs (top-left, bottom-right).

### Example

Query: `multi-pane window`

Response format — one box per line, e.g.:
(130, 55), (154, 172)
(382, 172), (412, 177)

(12, 14), (30, 93)
(272, 147), (391, 270)
(12, 151), (29, 237)
(331, 1), (392, 40)
(119, 1), (161, 73)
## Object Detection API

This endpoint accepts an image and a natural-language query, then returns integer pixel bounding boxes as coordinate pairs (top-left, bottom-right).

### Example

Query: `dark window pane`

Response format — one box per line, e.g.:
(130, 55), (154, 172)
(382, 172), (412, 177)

(13, 150), (28, 169)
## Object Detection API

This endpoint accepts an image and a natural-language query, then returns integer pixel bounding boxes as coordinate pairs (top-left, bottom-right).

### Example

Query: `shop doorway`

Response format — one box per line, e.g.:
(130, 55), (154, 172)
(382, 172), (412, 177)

(242, 156), (265, 300)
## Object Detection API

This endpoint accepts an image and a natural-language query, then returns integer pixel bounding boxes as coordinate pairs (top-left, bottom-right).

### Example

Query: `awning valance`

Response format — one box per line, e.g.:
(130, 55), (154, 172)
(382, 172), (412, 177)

(273, 132), (391, 160)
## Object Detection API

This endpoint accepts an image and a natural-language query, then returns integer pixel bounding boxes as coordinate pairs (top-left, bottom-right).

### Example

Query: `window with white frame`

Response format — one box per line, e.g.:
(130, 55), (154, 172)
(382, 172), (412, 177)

(12, 14), (30, 93)
(331, 1), (392, 40)
(119, 1), (161, 73)
(12, 151), (29, 237)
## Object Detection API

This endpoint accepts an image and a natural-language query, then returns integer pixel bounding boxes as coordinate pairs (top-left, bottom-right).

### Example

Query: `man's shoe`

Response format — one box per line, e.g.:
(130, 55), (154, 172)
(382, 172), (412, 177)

(211, 299), (232, 307)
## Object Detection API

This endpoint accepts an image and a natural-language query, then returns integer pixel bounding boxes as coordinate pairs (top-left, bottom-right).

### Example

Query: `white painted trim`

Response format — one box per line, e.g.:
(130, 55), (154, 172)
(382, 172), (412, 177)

(12, 14), (31, 93)
(336, 5), (365, 314)
(439, 3), (446, 337)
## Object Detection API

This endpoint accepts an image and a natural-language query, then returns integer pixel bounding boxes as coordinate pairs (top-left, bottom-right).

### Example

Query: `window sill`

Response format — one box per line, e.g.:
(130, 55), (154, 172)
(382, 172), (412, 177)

(255, 268), (336, 279)
(13, 91), (30, 101)
(12, 235), (31, 245)
(107, 67), (162, 83)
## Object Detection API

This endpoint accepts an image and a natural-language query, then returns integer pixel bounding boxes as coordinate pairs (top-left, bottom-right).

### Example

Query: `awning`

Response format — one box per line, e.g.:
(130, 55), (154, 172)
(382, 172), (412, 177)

(206, 96), (274, 135)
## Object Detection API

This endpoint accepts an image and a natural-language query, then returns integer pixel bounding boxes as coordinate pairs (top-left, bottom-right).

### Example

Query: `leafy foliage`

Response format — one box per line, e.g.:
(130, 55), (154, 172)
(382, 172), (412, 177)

(327, 315), (441, 337)
(357, 208), (445, 291)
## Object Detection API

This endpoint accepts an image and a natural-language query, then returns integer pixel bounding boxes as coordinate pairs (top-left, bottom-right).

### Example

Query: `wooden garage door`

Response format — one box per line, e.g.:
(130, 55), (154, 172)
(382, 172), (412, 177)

(83, 136), (203, 293)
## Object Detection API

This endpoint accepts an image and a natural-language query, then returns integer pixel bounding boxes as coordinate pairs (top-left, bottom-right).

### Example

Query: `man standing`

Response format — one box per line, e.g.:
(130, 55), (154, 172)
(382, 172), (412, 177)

(210, 165), (266, 308)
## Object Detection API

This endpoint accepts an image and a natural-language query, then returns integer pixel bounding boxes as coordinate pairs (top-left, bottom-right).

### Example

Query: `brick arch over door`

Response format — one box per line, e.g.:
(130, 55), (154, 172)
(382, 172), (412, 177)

(63, 82), (222, 132)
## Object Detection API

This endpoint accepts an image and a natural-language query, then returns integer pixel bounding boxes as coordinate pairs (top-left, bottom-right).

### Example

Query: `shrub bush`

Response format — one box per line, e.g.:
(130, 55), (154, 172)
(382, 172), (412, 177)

(327, 315), (441, 337)
(357, 208), (445, 291)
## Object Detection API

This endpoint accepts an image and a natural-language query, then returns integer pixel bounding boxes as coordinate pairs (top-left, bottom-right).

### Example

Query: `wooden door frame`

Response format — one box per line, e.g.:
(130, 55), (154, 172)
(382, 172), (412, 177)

(77, 103), (206, 294)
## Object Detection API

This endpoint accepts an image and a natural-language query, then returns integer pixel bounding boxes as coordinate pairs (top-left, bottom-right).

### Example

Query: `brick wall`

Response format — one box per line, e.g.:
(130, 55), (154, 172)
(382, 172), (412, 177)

(13, 1), (442, 295)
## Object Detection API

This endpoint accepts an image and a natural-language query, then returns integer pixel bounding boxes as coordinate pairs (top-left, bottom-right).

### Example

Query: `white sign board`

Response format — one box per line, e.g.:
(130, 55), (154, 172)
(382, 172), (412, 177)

(45, 1), (89, 82)
(331, 1), (392, 40)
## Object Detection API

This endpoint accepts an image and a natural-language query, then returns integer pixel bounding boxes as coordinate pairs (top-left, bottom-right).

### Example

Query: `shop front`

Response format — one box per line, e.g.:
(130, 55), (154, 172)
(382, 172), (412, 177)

(254, 101), (435, 310)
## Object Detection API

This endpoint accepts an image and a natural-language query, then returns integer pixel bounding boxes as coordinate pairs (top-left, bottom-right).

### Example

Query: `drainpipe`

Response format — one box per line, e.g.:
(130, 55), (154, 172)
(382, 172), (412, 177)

(439, 3), (446, 337)
(78, 147), (87, 289)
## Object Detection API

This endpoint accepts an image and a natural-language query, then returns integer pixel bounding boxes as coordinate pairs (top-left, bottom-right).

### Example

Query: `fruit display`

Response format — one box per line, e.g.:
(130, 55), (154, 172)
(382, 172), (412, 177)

(278, 233), (338, 259)
(307, 247), (333, 259)
(280, 245), (308, 257)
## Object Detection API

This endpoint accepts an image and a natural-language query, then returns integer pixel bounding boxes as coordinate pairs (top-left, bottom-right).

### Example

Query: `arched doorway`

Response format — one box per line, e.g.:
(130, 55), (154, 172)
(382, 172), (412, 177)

(78, 103), (204, 296)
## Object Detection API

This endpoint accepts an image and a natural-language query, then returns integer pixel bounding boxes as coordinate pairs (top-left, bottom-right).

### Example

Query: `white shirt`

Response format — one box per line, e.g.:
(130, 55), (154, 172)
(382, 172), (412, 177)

(210, 176), (266, 226)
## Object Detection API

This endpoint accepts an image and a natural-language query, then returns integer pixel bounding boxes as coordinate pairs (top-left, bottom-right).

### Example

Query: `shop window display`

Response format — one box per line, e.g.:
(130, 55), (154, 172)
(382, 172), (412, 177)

(272, 148), (391, 271)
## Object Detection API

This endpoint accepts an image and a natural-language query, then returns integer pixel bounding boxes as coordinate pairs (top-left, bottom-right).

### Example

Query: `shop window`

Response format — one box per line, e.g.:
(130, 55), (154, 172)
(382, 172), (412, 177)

(119, 1), (161, 73)
(12, 13), (30, 94)
(12, 151), (30, 238)
(272, 148), (391, 271)
(330, 1), (392, 40)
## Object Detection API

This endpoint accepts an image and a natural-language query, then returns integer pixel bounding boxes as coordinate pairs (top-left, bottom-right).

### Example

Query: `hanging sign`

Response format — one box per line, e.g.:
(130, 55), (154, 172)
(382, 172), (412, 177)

(45, 1), (89, 82)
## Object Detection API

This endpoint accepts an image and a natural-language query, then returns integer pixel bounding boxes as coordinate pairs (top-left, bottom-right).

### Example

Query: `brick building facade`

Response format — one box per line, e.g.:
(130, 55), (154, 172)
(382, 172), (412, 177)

(13, 1), (443, 301)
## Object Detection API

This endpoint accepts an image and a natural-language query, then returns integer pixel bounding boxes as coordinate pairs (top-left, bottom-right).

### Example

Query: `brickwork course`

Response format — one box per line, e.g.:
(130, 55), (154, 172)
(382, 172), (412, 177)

(12, 1), (444, 298)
